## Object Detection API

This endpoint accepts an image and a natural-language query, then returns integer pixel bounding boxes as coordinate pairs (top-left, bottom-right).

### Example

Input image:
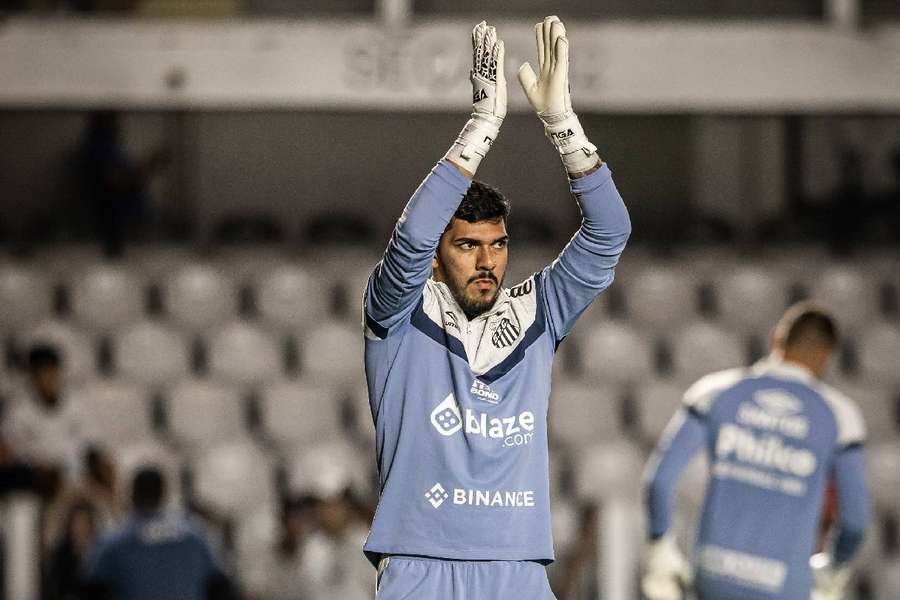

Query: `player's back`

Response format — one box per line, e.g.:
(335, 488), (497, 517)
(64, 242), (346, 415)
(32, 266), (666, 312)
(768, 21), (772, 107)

(87, 511), (221, 600)
(687, 359), (864, 600)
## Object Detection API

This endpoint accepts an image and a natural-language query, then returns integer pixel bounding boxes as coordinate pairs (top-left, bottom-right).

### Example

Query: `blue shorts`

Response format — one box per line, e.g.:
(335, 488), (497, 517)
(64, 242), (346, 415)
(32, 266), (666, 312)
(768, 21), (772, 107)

(375, 555), (557, 600)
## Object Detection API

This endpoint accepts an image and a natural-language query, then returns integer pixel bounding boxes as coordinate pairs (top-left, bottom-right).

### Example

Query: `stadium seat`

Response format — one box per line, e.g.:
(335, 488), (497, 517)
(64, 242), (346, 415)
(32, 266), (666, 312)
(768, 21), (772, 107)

(635, 378), (689, 443)
(215, 245), (286, 282)
(348, 385), (376, 445)
(714, 266), (788, 333)
(69, 379), (152, 447)
(670, 320), (745, 382)
(857, 323), (900, 386)
(300, 320), (364, 386)
(20, 320), (95, 382)
(831, 381), (899, 442)
(259, 380), (344, 451)
(285, 439), (372, 498)
(810, 265), (879, 332)
(114, 321), (190, 387)
(32, 245), (103, 279)
(166, 379), (246, 451)
(125, 245), (193, 280)
(192, 440), (275, 516)
(874, 559), (900, 600)
(549, 381), (623, 448)
(70, 264), (145, 331)
(574, 440), (645, 502)
(579, 321), (655, 386)
(164, 264), (237, 331)
(207, 321), (282, 386)
(867, 442), (900, 512)
(626, 266), (698, 332)
(0, 265), (53, 332)
(115, 439), (184, 508)
(256, 264), (330, 330)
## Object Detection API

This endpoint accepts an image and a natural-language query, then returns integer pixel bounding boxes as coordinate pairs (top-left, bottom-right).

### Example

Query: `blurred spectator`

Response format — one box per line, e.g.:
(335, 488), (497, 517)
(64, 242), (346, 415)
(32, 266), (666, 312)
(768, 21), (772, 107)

(78, 111), (168, 256)
(243, 496), (318, 600)
(44, 446), (122, 551)
(82, 466), (235, 600)
(551, 503), (600, 600)
(43, 500), (98, 600)
(300, 487), (373, 600)
(1, 345), (85, 483)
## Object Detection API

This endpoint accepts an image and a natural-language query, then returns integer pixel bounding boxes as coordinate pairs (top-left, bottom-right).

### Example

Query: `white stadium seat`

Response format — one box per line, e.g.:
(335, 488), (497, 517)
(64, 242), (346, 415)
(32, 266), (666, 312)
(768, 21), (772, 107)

(574, 440), (645, 502)
(635, 378), (690, 443)
(874, 559), (900, 600)
(115, 321), (190, 386)
(256, 264), (330, 329)
(285, 439), (371, 498)
(70, 264), (145, 331)
(69, 379), (151, 447)
(259, 380), (344, 450)
(579, 321), (655, 386)
(830, 381), (898, 442)
(626, 267), (698, 332)
(300, 320), (364, 386)
(858, 323), (900, 386)
(20, 320), (95, 382)
(192, 440), (275, 516)
(167, 378), (246, 450)
(715, 267), (787, 333)
(671, 320), (745, 382)
(208, 321), (282, 386)
(549, 381), (622, 448)
(810, 265), (879, 332)
(164, 264), (237, 331)
(0, 266), (53, 332)
(867, 442), (900, 512)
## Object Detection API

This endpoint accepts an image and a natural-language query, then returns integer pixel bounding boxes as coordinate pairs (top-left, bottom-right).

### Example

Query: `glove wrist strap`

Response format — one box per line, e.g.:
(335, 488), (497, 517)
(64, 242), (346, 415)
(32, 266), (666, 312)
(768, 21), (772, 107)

(539, 111), (598, 173)
(445, 113), (502, 174)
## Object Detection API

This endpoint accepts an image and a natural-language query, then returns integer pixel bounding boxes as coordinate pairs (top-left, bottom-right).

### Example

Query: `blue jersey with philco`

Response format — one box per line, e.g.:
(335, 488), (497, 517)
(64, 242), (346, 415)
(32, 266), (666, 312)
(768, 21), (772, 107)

(362, 160), (631, 565)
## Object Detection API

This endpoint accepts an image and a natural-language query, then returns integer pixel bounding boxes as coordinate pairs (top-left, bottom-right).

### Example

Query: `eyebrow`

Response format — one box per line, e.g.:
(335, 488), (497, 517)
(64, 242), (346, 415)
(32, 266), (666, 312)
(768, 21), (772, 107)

(454, 236), (509, 245)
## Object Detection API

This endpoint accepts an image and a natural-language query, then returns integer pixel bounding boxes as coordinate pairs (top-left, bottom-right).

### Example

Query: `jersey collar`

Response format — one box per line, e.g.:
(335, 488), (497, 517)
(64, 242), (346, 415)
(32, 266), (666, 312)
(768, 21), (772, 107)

(753, 355), (817, 384)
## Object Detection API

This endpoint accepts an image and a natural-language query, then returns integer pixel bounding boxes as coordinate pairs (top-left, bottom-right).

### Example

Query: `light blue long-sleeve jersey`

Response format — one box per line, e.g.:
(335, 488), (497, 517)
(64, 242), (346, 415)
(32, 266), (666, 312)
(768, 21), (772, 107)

(644, 358), (871, 600)
(362, 160), (630, 566)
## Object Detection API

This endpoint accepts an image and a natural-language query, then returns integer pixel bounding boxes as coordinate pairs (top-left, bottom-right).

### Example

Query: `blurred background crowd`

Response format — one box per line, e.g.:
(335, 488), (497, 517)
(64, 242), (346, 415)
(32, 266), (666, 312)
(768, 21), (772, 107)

(1, 1), (899, 600)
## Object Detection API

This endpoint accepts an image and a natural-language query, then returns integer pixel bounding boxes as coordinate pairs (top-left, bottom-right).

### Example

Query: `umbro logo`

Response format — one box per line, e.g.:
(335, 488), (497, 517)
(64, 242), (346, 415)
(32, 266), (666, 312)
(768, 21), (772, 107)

(425, 483), (449, 508)
(491, 317), (520, 348)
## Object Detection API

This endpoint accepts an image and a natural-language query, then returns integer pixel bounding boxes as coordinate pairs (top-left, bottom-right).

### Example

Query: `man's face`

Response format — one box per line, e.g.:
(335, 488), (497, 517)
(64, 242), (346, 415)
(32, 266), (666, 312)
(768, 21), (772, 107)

(31, 366), (61, 408)
(432, 217), (509, 319)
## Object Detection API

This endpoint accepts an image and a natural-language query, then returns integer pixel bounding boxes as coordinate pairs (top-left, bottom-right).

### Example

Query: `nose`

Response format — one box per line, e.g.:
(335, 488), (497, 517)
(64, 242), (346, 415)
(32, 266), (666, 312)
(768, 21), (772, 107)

(476, 245), (496, 272)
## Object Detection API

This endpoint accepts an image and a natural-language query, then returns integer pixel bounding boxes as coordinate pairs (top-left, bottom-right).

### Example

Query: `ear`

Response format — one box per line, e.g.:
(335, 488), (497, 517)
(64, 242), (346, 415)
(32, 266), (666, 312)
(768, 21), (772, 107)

(432, 253), (439, 271)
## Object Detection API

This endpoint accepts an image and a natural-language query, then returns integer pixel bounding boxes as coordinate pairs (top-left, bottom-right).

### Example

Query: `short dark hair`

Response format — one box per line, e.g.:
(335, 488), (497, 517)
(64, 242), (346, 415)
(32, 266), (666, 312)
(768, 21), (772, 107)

(28, 345), (61, 372)
(132, 466), (166, 512)
(452, 180), (510, 225)
(778, 302), (838, 350)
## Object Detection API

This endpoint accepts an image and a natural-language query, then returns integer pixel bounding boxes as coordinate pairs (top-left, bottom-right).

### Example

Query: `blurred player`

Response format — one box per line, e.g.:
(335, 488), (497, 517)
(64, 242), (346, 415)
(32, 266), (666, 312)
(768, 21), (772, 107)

(362, 16), (631, 599)
(83, 466), (234, 600)
(642, 302), (870, 600)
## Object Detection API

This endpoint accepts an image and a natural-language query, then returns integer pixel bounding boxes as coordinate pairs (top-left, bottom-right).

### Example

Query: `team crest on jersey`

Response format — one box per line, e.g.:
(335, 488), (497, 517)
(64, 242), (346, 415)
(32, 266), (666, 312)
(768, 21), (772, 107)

(491, 317), (520, 348)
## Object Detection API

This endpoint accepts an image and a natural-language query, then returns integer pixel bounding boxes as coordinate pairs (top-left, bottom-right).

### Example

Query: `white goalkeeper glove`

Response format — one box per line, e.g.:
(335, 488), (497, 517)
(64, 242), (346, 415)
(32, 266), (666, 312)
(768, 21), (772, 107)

(810, 553), (853, 600)
(641, 536), (693, 600)
(445, 21), (506, 175)
(518, 16), (599, 175)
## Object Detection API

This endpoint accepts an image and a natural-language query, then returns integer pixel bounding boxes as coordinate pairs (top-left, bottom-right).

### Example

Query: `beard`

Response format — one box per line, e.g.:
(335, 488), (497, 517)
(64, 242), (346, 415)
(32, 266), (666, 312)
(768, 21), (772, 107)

(445, 270), (503, 320)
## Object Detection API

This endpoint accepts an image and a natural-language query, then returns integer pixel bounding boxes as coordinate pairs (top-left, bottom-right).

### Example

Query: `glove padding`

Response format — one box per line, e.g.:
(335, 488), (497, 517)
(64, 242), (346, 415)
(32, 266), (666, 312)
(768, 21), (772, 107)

(641, 536), (693, 600)
(518, 15), (598, 174)
(810, 553), (852, 600)
(445, 21), (506, 174)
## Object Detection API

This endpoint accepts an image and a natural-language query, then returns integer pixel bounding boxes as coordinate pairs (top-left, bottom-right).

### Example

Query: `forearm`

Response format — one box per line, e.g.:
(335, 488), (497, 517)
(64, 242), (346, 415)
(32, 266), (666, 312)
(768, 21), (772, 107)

(367, 160), (470, 323)
(831, 446), (870, 564)
(644, 409), (706, 539)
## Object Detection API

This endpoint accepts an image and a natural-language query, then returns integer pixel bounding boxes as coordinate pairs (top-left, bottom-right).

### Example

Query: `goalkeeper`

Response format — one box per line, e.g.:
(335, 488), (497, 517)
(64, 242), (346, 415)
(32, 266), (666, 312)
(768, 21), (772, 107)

(361, 16), (630, 599)
(641, 303), (871, 600)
